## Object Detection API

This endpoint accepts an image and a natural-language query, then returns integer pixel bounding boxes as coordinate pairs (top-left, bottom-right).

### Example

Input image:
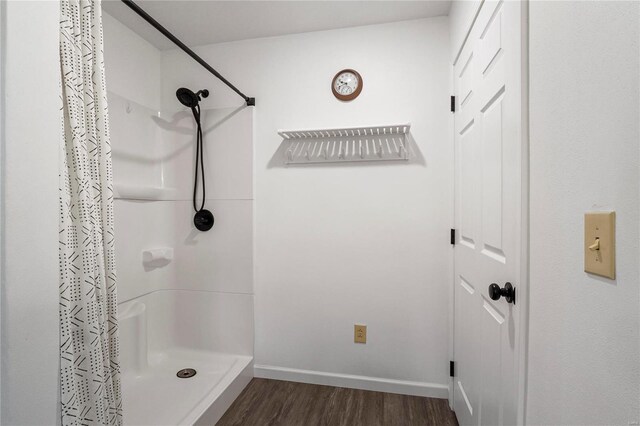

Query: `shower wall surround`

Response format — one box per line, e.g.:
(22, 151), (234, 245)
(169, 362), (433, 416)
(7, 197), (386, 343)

(103, 13), (254, 304)
(162, 17), (452, 395)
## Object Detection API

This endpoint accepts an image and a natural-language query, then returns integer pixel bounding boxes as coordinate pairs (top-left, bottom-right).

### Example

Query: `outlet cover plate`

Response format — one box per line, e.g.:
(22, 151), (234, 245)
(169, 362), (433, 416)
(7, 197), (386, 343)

(584, 211), (615, 279)
(354, 324), (367, 344)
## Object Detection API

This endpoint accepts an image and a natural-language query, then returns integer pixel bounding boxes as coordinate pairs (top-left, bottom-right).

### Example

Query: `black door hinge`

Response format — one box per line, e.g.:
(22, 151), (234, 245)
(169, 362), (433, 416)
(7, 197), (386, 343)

(450, 229), (456, 245)
(450, 96), (456, 113)
(450, 361), (455, 377)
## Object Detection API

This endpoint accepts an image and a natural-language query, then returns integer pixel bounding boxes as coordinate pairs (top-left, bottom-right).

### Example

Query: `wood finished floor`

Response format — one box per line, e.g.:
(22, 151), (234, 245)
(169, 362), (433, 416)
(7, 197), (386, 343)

(217, 379), (459, 426)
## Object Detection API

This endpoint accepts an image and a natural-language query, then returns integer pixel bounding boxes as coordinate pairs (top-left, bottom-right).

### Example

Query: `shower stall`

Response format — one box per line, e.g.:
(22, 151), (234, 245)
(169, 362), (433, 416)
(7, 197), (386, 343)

(103, 7), (255, 423)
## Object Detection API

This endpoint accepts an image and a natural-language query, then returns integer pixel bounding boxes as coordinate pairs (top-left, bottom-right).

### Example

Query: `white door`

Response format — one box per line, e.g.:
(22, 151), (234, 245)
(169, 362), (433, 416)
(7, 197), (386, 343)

(453, 1), (525, 425)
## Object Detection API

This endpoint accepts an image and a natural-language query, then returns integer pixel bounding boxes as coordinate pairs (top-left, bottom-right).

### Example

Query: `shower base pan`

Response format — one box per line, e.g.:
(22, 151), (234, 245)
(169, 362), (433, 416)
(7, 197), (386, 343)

(121, 349), (252, 425)
(118, 290), (254, 425)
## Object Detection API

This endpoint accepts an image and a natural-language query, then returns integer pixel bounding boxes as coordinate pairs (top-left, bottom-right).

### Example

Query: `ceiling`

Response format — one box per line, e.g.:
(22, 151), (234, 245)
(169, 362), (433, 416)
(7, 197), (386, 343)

(102, 0), (452, 50)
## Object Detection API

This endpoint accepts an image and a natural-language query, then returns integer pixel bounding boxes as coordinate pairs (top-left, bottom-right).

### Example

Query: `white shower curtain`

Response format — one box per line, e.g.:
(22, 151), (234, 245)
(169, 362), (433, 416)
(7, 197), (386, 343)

(59, 0), (122, 424)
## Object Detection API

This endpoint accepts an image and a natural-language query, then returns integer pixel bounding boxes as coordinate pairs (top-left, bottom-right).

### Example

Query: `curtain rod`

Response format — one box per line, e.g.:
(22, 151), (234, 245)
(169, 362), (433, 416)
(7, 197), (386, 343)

(120, 0), (255, 107)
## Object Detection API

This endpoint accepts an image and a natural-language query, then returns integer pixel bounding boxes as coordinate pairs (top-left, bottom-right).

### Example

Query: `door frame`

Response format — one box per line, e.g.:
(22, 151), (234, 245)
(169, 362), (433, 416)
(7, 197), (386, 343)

(0, 1), (5, 419)
(448, 1), (530, 424)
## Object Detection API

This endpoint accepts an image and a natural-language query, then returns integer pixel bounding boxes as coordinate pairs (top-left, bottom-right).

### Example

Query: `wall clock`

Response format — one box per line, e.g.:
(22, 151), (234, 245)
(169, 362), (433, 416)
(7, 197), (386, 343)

(332, 69), (363, 101)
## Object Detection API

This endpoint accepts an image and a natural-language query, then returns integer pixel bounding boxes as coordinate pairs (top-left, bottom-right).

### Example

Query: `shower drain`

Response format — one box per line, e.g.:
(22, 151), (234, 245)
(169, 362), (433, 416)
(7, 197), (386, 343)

(176, 368), (197, 379)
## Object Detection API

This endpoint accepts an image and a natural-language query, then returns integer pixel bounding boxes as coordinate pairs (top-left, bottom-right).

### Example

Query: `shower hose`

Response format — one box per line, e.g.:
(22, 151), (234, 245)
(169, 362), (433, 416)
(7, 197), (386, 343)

(191, 105), (206, 213)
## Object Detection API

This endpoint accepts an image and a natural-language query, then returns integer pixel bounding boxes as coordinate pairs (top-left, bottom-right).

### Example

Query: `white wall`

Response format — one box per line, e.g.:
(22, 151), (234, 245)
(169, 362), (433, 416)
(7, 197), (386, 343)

(528, 2), (640, 424)
(1, 1), (60, 424)
(162, 17), (453, 391)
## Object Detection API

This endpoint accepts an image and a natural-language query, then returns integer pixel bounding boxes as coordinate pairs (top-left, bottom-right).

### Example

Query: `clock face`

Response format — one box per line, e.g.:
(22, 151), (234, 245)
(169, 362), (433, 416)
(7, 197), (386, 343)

(335, 72), (358, 95)
(332, 69), (363, 101)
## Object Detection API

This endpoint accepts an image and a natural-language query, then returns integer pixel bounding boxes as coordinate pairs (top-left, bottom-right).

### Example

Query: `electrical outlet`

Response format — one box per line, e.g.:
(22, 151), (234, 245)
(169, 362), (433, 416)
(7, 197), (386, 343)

(354, 324), (367, 344)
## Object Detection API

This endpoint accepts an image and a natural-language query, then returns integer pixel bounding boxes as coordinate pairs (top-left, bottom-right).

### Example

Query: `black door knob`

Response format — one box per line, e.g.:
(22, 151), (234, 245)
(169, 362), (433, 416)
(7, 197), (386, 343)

(488, 282), (516, 305)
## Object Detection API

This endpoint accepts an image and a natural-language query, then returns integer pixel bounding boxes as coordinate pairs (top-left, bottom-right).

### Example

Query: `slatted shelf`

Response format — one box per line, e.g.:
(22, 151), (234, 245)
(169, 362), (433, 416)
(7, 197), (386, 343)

(277, 124), (411, 164)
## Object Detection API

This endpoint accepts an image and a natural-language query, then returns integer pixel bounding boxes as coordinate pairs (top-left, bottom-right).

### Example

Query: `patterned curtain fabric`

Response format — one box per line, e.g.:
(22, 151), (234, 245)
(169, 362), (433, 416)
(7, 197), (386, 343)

(59, 0), (122, 424)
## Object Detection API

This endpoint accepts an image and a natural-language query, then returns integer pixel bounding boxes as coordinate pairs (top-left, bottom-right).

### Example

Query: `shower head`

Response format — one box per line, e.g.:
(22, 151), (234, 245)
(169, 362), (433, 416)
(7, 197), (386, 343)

(176, 87), (209, 108)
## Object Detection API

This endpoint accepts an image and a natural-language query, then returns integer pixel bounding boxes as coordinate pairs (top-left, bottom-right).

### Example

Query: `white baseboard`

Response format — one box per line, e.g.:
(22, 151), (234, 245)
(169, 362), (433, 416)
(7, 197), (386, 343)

(253, 364), (449, 399)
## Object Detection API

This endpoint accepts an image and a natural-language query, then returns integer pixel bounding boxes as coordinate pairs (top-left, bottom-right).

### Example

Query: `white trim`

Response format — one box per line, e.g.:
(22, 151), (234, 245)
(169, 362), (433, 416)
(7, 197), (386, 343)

(0, 0), (5, 419)
(448, 65), (456, 410)
(517, 1), (530, 424)
(253, 365), (449, 399)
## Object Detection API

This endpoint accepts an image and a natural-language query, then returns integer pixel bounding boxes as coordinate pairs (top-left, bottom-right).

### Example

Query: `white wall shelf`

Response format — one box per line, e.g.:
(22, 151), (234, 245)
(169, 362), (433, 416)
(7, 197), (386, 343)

(114, 184), (177, 201)
(278, 124), (411, 164)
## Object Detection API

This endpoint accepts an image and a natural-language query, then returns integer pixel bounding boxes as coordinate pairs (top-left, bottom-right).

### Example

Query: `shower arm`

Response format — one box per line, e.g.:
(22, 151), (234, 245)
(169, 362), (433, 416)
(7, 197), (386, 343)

(120, 0), (256, 107)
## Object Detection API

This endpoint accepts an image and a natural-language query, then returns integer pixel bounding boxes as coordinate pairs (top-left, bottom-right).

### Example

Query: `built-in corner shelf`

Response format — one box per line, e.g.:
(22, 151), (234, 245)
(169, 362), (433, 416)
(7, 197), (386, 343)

(114, 184), (176, 201)
(278, 123), (411, 165)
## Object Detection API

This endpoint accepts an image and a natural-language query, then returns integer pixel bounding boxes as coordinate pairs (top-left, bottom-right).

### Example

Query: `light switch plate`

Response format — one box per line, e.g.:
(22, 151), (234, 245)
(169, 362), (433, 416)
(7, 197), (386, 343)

(584, 211), (615, 279)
